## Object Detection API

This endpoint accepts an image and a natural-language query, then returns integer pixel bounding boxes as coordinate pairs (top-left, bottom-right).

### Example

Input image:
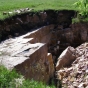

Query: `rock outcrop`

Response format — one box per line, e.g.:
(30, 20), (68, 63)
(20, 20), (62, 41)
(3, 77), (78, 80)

(0, 25), (55, 83)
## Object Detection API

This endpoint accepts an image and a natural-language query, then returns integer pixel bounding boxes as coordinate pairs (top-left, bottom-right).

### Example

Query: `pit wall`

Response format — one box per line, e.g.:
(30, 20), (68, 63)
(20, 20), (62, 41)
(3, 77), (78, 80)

(0, 10), (75, 42)
(49, 22), (88, 63)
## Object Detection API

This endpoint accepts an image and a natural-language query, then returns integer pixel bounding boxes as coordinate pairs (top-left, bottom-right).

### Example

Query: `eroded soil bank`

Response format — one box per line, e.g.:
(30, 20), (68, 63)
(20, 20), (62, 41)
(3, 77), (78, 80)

(0, 10), (88, 87)
(0, 10), (75, 42)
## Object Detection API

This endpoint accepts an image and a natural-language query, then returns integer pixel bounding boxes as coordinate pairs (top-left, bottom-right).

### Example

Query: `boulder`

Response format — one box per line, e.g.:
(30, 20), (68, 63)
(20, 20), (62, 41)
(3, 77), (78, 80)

(56, 46), (76, 71)
(0, 25), (55, 83)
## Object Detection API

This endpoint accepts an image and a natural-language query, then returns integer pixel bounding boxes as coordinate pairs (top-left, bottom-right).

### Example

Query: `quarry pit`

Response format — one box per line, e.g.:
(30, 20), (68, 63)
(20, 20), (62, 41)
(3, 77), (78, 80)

(0, 10), (88, 87)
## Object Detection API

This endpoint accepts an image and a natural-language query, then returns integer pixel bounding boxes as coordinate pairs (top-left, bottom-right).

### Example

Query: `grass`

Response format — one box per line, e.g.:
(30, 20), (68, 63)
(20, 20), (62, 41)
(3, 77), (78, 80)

(22, 80), (55, 88)
(0, 66), (20, 88)
(0, 0), (78, 19)
(0, 66), (55, 88)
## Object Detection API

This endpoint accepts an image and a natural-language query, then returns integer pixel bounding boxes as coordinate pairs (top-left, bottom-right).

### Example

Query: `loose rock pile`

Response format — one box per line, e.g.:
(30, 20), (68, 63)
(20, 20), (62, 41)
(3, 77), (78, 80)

(56, 43), (88, 88)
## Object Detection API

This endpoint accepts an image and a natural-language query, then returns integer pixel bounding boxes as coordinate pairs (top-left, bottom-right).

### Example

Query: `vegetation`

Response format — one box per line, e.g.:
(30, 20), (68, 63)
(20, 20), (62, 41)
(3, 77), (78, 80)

(74, 0), (88, 17)
(0, 66), (20, 88)
(22, 80), (55, 88)
(73, 0), (88, 23)
(0, 66), (55, 88)
(0, 0), (78, 19)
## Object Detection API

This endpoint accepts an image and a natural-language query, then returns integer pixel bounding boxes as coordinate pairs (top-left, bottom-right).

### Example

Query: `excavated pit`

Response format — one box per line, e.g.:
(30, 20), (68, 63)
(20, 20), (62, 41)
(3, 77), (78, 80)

(0, 10), (88, 87)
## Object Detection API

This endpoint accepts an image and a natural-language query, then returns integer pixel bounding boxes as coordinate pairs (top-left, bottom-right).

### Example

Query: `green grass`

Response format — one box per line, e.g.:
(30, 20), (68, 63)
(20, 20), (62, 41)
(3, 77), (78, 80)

(0, 66), (20, 88)
(0, 0), (78, 19)
(0, 66), (55, 88)
(22, 80), (55, 88)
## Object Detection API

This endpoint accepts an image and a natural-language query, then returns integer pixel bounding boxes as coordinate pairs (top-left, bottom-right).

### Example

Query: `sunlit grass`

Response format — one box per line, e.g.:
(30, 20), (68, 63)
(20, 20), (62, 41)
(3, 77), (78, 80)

(0, 0), (78, 19)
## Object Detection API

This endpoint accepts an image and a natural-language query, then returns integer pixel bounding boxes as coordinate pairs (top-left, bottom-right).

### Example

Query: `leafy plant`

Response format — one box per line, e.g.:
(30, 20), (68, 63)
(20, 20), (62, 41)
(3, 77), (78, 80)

(74, 0), (88, 18)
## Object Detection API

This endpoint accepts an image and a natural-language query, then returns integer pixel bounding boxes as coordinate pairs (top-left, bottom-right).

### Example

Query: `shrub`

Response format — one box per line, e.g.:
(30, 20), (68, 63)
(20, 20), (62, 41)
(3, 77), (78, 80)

(74, 0), (88, 18)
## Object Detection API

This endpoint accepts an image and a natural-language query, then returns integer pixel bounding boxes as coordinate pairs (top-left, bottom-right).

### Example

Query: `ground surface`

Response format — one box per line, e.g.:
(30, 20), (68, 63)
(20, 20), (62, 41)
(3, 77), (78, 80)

(0, 0), (77, 19)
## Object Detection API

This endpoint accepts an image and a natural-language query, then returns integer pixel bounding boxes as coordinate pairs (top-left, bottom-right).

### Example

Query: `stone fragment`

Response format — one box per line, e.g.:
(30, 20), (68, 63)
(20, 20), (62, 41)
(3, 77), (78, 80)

(47, 53), (55, 80)
(56, 46), (76, 70)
